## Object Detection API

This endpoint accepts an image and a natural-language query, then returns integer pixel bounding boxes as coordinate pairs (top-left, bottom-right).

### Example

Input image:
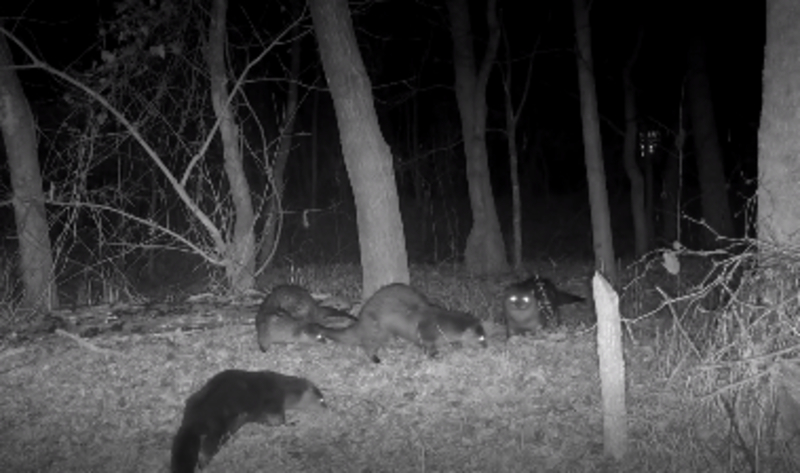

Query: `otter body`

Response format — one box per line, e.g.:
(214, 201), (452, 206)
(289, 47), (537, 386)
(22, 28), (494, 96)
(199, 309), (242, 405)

(171, 369), (325, 473)
(315, 283), (486, 363)
(503, 276), (584, 337)
(255, 307), (324, 352)
(259, 284), (319, 323)
(259, 284), (356, 325)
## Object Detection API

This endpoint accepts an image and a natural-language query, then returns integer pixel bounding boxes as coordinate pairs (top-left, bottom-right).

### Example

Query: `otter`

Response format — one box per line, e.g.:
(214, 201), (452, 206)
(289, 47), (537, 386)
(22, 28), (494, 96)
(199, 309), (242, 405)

(503, 275), (585, 337)
(170, 369), (326, 473)
(254, 306), (325, 352)
(312, 283), (487, 363)
(258, 284), (357, 324)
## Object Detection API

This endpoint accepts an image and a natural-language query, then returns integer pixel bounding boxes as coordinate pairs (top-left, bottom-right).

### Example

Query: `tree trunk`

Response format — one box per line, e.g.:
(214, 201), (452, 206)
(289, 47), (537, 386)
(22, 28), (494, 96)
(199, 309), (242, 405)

(309, 0), (409, 297)
(572, 0), (617, 284)
(642, 141), (655, 244)
(447, 0), (509, 275)
(500, 24), (534, 271)
(208, 0), (255, 292)
(687, 36), (735, 247)
(759, 0), (800, 244)
(661, 136), (681, 244)
(310, 89), (320, 209)
(259, 10), (302, 266)
(622, 32), (648, 257)
(0, 28), (58, 312)
(507, 109), (522, 270)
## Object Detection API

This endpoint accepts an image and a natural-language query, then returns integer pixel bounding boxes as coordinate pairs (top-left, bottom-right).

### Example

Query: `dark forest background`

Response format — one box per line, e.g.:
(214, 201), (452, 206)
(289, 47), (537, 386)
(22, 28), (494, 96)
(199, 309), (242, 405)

(0, 0), (764, 301)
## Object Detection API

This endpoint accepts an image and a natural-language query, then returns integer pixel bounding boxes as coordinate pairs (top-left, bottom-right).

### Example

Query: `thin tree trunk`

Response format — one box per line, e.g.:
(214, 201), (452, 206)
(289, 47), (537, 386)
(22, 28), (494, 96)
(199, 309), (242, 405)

(500, 24), (535, 271)
(0, 27), (58, 312)
(309, 0), (409, 297)
(310, 89), (320, 209)
(508, 110), (522, 270)
(259, 10), (302, 266)
(573, 0), (617, 284)
(661, 140), (681, 244)
(622, 31), (648, 257)
(759, 0), (800, 244)
(687, 36), (734, 246)
(447, 0), (509, 275)
(208, 0), (255, 292)
(643, 142), (655, 244)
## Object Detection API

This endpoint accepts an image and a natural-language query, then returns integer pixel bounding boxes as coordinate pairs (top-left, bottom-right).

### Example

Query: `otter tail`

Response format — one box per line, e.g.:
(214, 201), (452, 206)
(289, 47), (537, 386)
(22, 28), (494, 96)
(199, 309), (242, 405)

(171, 424), (201, 473)
(552, 288), (585, 306)
(534, 277), (584, 307)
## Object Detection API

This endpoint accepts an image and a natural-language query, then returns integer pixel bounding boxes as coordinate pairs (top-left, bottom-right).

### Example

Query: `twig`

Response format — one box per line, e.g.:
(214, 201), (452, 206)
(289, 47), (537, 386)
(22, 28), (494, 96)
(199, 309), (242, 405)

(55, 329), (125, 357)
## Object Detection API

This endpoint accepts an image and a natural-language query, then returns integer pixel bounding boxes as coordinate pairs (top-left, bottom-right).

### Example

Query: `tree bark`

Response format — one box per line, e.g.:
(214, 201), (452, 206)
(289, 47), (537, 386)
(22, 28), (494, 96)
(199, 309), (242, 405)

(573, 0), (617, 284)
(687, 36), (735, 246)
(759, 0), (800, 244)
(310, 89), (320, 209)
(661, 135), (681, 244)
(500, 22), (535, 270)
(447, 0), (509, 275)
(622, 31), (649, 257)
(507, 103), (522, 270)
(0, 27), (58, 312)
(208, 0), (256, 292)
(309, 0), (409, 297)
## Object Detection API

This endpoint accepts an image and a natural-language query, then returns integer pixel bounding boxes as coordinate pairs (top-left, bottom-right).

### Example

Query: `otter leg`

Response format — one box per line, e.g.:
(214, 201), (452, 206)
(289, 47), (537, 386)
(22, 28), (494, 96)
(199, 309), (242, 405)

(417, 320), (440, 358)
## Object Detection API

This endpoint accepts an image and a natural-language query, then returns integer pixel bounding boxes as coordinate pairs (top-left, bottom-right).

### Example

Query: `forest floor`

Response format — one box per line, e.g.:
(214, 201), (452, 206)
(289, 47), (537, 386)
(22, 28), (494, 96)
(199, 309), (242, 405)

(0, 263), (754, 472)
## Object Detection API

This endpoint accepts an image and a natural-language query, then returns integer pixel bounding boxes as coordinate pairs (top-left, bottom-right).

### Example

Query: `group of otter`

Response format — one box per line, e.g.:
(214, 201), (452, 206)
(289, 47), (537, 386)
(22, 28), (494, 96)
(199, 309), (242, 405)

(171, 277), (584, 472)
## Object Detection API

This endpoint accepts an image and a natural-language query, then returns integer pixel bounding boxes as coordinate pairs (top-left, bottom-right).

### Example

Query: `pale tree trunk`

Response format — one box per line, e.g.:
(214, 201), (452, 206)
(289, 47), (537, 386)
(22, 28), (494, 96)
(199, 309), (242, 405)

(208, 0), (255, 292)
(759, 0), (800, 244)
(309, 0), (409, 297)
(687, 36), (734, 246)
(621, 31), (649, 257)
(0, 29), (58, 312)
(573, 0), (617, 284)
(447, 0), (509, 275)
(259, 10), (302, 266)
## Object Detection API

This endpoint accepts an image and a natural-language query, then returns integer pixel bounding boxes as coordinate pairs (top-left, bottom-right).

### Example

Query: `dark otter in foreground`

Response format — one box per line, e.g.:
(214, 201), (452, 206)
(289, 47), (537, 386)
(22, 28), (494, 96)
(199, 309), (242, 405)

(503, 275), (585, 337)
(170, 369), (326, 473)
(259, 284), (357, 324)
(313, 283), (487, 363)
(255, 306), (325, 352)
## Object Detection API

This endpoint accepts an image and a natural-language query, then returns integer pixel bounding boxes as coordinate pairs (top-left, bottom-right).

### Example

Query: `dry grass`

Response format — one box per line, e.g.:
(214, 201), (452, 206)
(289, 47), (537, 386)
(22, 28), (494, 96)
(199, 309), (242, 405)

(0, 260), (792, 472)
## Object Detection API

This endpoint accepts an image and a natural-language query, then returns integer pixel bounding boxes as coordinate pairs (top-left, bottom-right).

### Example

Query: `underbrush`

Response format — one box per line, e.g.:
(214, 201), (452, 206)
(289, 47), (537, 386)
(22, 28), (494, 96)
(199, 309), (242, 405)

(621, 239), (800, 472)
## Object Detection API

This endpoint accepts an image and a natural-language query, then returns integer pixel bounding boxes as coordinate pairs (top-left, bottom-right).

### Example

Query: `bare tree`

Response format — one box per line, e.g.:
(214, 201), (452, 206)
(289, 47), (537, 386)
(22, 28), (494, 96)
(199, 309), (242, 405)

(0, 25), (58, 313)
(207, 0), (257, 292)
(447, 0), (509, 275)
(622, 30), (649, 257)
(572, 0), (616, 283)
(258, 1), (305, 267)
(759, 0), (800, 243)
(687, 35), (734, 246)
(309, 0), (409, 297)
(499, 20), (536, 270)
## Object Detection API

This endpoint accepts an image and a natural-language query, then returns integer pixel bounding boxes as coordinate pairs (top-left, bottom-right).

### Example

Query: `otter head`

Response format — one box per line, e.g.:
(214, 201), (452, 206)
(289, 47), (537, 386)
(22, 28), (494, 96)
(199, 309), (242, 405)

(506, 292), (534, 311)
